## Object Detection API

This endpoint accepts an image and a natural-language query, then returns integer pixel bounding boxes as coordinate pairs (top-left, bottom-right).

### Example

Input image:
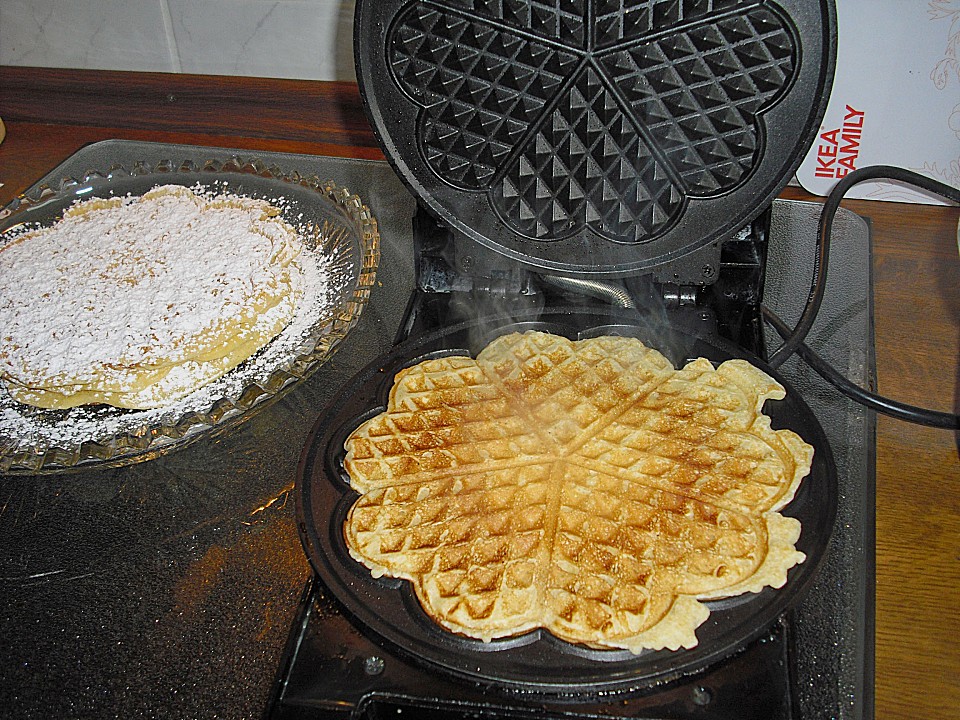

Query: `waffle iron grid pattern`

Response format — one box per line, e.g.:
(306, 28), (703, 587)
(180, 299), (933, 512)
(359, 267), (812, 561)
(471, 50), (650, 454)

(384, 0), (800, 245)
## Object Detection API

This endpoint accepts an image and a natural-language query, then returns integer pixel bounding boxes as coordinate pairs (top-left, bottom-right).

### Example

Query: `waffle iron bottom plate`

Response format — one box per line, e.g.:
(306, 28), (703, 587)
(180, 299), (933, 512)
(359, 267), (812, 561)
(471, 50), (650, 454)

(296, 308), (837, 699)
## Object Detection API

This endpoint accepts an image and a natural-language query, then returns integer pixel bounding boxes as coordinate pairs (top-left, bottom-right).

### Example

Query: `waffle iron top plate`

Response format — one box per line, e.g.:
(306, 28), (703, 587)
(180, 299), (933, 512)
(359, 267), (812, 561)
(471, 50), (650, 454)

(354, 0), (836, 277)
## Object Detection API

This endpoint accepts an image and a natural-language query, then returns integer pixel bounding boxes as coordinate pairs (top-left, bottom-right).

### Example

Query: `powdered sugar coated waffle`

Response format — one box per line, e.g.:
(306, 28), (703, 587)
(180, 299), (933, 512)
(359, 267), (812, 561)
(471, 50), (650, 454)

(0, 184), (304, 409)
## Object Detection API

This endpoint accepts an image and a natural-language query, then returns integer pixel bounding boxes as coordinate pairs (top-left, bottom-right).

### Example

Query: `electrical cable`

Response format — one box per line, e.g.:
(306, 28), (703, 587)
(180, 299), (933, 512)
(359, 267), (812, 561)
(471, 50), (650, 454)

(766, 165), (960, 369)
(761, 165), (960, 428)
(763, 305), (959, 429)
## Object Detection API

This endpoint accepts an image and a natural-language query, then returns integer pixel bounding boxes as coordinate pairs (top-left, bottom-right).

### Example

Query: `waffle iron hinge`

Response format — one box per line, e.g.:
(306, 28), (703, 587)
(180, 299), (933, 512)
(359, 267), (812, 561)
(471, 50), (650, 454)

(647, 242), (723, 340)
(417, 239), (537, 297)
(403, 208), (545, 338)
(409, 206), (771, 358)
(700, 212), (772, 356)
(647, 212), (771, 356)
(412, 207), (539, 297)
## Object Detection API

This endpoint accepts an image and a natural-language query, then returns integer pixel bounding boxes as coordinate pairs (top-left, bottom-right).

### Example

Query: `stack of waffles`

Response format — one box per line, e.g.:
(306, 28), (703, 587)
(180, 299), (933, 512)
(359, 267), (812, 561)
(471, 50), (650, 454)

(0, 185), (304, 410)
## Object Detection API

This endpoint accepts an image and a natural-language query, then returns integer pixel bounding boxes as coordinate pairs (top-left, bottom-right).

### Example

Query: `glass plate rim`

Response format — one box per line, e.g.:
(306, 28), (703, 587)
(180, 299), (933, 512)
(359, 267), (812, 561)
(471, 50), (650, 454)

(0, 156), (381, 475)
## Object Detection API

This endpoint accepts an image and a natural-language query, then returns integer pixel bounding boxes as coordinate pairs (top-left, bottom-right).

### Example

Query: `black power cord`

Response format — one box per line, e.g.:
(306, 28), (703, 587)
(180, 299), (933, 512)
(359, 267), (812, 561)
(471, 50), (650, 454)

(762, 165), (960, 429)
(763, 305), (959, 429)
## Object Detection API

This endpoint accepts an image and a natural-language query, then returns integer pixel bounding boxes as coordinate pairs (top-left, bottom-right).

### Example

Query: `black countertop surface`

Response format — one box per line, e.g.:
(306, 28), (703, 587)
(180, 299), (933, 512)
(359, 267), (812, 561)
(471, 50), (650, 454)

(1, 141), (872, 720)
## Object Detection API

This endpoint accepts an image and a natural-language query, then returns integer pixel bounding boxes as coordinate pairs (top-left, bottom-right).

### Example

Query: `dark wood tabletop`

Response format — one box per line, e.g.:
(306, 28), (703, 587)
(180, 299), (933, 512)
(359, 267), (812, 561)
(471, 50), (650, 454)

(1, 67), (958, 720)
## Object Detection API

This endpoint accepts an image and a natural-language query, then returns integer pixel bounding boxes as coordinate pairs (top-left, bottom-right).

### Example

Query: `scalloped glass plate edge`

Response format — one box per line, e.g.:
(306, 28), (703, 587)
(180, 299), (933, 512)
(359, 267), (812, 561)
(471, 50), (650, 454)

(0, 156), (381, 475)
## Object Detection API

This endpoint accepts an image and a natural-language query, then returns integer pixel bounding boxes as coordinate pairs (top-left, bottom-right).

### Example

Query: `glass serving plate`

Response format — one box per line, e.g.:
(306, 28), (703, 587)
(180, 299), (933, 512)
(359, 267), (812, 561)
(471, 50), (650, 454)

(0, 157), (380, 474)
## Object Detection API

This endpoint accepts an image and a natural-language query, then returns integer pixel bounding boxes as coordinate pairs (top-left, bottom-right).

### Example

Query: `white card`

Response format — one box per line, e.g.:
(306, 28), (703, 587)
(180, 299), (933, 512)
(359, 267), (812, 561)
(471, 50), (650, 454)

(795, 0), (960, 205)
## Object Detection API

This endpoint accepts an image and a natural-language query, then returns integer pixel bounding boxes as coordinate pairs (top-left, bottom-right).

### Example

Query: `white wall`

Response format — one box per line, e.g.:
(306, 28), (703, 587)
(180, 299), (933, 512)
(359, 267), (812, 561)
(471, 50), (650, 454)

(0, 0), (357, 81)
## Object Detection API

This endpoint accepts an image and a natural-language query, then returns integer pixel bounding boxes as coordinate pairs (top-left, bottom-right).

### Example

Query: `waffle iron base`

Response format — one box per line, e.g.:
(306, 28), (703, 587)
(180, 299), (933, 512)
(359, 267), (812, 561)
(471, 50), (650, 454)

(293, 310), (837, 701)
(269, 197), (874, 720)
(273, 576), (799, 719)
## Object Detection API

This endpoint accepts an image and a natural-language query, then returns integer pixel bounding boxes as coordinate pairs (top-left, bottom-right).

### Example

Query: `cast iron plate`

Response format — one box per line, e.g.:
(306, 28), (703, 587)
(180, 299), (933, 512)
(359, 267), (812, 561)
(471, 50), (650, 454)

(354, 0), (836, 277)
(296, 308), (837, 698)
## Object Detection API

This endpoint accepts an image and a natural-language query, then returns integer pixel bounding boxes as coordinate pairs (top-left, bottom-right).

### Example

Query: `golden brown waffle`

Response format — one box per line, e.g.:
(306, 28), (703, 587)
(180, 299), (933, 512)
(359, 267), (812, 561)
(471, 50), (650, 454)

(0, 185), (303, 410)
(344, 331), (812, 652)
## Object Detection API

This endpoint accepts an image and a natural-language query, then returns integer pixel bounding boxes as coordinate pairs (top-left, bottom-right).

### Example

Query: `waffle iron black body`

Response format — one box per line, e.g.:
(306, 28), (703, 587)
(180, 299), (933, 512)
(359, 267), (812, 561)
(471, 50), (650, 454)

(296, 309), (838, 697)
(291, 0), (839, 711)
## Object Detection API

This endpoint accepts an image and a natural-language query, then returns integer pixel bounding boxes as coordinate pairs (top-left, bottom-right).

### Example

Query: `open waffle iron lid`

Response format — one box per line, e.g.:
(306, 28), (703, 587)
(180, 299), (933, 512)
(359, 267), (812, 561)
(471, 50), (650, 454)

(354, 0), (837, 277)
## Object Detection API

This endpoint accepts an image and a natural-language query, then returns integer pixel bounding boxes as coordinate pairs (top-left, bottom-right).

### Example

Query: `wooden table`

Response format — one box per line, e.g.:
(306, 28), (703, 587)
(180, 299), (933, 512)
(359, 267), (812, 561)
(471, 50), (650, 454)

(1, 68), (958, 719)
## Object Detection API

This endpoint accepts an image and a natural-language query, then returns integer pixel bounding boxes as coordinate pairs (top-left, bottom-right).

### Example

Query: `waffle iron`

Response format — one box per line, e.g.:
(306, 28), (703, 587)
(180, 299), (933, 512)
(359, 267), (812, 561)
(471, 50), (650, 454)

(282, 1), (840, 716)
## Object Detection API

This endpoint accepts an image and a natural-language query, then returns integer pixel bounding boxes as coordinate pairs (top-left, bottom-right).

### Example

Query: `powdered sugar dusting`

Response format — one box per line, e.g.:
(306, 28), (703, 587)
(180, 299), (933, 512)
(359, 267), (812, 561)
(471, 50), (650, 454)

(1, 185), (302, 401)
(0, 178), (354, 460)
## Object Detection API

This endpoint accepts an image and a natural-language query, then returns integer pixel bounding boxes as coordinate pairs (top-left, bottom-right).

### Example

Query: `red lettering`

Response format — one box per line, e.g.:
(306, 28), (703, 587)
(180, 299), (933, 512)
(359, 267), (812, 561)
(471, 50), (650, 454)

(840, 138), (860, 156)
(812, 110), (864, 181)
(843, 105), (865, 126)
(820, 128), (840, 144)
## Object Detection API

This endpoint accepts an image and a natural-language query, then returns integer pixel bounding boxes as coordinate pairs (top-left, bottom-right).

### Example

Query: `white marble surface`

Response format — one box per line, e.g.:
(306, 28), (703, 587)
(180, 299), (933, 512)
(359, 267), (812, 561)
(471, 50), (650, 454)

(0, 0), (356, 81)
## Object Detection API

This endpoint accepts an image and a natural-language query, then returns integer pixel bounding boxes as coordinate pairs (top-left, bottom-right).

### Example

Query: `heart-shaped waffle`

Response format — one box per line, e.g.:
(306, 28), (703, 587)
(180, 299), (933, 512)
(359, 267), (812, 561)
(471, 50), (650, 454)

(343, 331), (812, 652)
